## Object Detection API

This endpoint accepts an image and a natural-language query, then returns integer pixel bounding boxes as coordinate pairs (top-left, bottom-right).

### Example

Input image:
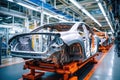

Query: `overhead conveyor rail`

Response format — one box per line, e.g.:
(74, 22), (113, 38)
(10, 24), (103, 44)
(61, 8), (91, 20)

(25, 0), (79, 21)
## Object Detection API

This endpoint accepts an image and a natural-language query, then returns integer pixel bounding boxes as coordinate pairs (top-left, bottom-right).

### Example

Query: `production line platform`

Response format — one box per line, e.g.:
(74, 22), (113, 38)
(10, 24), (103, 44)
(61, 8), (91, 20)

(20, 44), (110, 80)
(1, 44), (120, 80)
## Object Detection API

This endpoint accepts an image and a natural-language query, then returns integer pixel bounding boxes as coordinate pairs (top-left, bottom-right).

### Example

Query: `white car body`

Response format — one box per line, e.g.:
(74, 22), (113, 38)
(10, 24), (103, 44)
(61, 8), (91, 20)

(9, 22), (100, 64)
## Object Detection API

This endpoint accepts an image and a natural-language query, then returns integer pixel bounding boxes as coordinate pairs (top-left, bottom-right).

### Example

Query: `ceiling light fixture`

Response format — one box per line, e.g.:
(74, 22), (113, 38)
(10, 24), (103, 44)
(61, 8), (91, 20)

(5, 16), (12, 19)
(17, 2), (39, 11)
(96, 0), (114, 33)
(69, 0), (102, 27)
(7, 0), (13, 2)
(17, 2), (67, 22)
(0, 18), (2, 21)
(43, 12), (67, 21)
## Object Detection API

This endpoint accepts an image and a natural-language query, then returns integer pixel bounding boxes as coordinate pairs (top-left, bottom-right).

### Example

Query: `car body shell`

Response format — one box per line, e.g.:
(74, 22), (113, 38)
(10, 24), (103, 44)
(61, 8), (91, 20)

(9, 22), (100, 64)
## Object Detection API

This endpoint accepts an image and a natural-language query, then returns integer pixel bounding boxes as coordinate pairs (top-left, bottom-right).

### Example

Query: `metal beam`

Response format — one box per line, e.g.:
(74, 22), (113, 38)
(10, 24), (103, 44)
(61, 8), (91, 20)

(0, 7), (26, 19)
(58, 0), (84, 20)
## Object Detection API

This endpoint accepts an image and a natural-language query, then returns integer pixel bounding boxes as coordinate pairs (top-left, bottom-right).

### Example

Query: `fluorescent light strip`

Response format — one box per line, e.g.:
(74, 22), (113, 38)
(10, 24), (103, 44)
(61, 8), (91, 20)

(18, 2), (39, 11)
(8, 0), (13, 2)
(96, 0), (114, 33)
(17, 2), (67, 22)
(69, 0), (102, 27)
(98, 3), (106, 16)
(43, 12), (68, 21)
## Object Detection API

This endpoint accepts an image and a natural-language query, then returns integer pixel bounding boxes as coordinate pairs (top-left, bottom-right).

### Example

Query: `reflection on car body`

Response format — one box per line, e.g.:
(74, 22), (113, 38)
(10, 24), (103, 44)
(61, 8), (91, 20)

(9, 22), (100, 65)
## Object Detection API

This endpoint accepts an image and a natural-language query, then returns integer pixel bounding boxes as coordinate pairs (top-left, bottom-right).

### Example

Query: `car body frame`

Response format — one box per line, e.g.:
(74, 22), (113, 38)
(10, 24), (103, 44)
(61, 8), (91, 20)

(9, 22), (100, 65)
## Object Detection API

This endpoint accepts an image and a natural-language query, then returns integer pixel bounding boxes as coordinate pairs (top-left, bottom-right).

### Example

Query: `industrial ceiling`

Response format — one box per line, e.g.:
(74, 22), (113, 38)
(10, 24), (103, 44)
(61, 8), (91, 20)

(0, 0), (119, 33)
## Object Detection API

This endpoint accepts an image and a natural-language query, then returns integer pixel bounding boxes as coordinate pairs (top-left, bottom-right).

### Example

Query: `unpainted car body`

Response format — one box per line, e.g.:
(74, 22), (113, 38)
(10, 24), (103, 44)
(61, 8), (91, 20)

(9, 22), (99, 65)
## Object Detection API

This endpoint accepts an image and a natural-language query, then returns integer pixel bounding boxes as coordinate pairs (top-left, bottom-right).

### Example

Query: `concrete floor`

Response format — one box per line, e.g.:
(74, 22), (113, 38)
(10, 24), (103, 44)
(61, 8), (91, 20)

(0, 62), (28, 80)
(0, 45), (120, 80)
(90, 45), (120, 80)
(0, 57), (25, 68)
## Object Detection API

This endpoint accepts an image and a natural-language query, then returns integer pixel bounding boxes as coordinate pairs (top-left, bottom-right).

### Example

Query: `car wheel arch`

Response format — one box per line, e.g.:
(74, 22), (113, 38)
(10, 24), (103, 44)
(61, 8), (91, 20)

(67, 40), (87, 59)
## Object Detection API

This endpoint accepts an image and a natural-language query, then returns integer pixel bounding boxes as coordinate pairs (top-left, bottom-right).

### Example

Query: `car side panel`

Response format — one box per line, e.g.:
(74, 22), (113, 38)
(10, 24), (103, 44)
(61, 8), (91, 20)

(60, 32), (86, 59)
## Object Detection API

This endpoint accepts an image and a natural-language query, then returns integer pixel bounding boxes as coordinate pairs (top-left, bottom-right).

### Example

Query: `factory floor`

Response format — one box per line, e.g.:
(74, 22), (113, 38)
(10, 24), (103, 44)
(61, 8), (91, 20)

(0, 45), (120, 80)
(0, 57), (25, 68)
(90, 45), (120, 80)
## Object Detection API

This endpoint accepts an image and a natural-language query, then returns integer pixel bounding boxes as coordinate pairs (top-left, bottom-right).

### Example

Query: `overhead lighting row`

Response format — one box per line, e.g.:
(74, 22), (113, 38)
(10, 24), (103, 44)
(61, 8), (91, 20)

(96, 0), (114, 33)
(7, 0), (68, 22)
(8, 0), (113, 33)
(18, 2), (68, 22)
(69, 0), (102, 27)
